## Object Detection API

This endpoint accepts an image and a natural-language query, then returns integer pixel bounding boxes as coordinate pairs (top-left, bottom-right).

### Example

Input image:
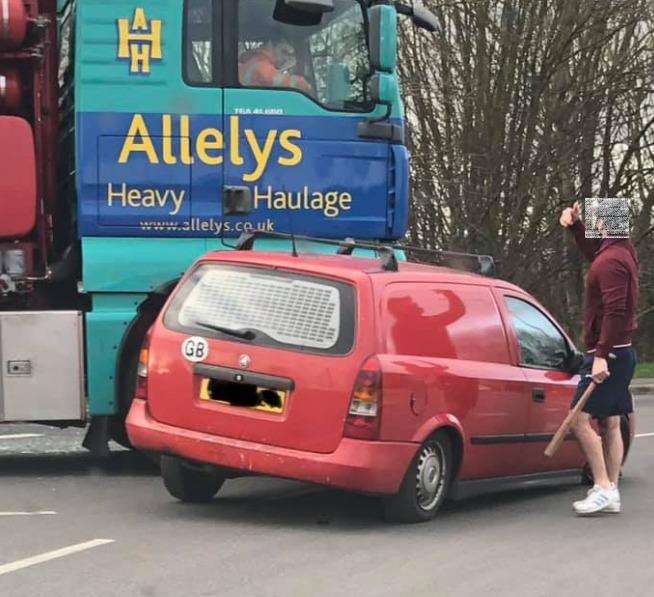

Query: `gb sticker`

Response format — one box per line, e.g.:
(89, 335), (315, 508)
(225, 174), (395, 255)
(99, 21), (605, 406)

(182, 336), (209, 363)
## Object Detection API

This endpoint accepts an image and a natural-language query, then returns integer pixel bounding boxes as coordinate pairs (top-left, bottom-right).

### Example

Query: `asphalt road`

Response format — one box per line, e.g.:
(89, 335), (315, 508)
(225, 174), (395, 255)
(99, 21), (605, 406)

(1, 397), (653, 597)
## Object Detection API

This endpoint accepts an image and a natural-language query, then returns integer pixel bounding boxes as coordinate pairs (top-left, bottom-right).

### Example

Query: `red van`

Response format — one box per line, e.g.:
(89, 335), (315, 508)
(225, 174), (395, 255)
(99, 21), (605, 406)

(127, 241), (595, 522)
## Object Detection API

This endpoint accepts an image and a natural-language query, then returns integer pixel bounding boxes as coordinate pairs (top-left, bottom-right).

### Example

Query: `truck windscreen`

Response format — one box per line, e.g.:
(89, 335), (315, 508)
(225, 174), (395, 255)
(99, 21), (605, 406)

(237, 0), (372, 111)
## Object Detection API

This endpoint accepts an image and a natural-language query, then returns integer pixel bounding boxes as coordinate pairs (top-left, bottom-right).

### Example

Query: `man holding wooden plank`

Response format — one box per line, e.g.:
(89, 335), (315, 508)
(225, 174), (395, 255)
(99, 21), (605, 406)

(559, 199), (639, 515)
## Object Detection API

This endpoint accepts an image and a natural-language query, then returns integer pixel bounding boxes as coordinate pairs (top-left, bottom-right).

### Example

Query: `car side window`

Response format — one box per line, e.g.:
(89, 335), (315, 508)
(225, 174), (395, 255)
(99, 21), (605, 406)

(505, 297), (568, 369)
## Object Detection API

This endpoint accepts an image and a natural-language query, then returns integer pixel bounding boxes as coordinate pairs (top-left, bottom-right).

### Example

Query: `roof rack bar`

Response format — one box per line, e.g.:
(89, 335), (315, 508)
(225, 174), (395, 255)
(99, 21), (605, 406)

(232, 232), (493, 276)
(393, 244), (496, 276)
(393, 244), (493, 263)
(233, 231), (399, 271)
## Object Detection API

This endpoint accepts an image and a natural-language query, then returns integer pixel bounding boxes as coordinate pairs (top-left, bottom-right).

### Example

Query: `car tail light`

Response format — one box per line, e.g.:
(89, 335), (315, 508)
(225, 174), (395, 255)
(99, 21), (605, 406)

(134, 331), (152, 401)
(344, 356), (382, 440)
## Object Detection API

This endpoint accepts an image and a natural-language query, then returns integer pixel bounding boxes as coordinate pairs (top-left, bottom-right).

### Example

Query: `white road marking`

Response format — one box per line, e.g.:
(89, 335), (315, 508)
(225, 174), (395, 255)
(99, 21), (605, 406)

(0, 539), (114, 576)
(0, 434), (43, 441)
(0, 511), (57, 517)
(635, 432), (654, 438)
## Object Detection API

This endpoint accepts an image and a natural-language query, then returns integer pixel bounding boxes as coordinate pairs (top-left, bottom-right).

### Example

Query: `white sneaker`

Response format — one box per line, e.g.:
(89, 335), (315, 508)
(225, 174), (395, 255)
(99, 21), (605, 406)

(583, 484), (601, 498)
(575, 484), (621, 513)
(604, 485), (621, 513)
(573, 486), (618, 515)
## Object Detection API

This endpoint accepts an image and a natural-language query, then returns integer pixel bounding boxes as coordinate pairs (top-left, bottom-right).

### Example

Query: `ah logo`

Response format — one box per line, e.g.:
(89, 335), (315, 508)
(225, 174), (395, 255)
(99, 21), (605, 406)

(117, 8), (162, 74)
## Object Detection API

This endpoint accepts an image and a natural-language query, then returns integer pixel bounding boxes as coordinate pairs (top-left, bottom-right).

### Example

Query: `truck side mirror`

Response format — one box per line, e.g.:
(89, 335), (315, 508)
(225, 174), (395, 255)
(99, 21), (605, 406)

(285, 0), (334, 14)
(368, 72), (397, 106)
(357, 73), (403, 142)
(412, 4), (439, 32)
(274, 0), (333, 26)
(394, 2), (439, 32)
(368, 5), (397, 73)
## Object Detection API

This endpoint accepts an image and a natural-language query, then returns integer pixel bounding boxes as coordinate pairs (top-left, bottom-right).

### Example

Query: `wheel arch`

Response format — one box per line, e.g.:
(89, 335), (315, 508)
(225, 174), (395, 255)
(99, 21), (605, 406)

(411, 415), (466, 481)
(437, 426), (464, 482)
(114, 277), (180, 412)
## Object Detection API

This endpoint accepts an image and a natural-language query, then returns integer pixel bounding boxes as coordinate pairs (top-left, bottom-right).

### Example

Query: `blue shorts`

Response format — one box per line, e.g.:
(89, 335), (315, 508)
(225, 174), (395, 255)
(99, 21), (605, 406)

(572, 347), (636, 419)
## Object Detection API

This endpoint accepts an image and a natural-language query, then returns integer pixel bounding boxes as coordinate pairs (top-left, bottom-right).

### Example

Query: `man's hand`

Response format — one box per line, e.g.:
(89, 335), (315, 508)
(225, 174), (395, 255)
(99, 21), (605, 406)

(559, 201), (582, 227)
(591, 356), (610, 383)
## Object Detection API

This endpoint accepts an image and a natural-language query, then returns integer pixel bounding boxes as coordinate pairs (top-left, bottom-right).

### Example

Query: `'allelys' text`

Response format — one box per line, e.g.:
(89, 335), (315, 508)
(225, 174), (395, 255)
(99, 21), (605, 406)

(118, 114), (303, 183)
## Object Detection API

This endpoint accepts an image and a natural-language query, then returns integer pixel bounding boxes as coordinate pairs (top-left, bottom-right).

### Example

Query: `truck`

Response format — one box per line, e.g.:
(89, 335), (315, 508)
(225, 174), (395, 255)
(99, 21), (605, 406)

(0, 0), (435, 453)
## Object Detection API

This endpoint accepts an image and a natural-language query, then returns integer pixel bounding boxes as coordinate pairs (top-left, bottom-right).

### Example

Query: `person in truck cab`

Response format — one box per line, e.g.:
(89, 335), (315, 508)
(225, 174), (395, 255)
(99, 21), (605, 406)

(239, 34), (312, 94)
(560, 200), (639, 516)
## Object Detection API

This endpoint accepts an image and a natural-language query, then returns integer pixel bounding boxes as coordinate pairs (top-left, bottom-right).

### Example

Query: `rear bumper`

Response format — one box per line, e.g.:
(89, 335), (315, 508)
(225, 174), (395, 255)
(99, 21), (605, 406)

(127, 399), (417, 494)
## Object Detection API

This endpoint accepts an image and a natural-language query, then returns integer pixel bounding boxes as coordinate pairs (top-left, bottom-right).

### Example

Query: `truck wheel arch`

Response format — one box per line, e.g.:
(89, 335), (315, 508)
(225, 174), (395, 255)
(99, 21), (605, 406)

(111, 278), (180, 446)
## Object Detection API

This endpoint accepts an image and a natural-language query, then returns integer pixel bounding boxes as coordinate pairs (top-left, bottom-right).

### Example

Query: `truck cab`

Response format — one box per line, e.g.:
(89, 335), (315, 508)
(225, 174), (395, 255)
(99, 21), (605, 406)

(77, 0), (408, 241)
(0, 0), (431, 448)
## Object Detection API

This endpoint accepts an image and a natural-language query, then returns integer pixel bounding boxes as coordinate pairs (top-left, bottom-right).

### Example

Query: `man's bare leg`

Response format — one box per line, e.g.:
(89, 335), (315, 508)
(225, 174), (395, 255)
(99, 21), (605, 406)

(603, 415), (623, 486)
(573, 412), (611, 489)
(598, 419), (609, 467)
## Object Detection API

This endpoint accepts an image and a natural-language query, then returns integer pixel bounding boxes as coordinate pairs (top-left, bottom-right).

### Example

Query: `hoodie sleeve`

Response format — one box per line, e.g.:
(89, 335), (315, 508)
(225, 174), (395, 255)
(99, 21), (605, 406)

(569, 220), (601, 262)
(595, 258), (631, 359)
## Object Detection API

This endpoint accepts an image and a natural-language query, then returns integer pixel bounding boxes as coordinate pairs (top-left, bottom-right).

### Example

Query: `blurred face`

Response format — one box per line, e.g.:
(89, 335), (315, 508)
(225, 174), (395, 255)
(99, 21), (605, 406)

(585, 197), (631, 239)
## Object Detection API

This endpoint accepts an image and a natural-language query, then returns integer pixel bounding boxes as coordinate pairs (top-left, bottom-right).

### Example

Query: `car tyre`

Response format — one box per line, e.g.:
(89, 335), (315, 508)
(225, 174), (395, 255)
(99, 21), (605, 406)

(383, 431), (452, 523)
(161, 455), (225, 503)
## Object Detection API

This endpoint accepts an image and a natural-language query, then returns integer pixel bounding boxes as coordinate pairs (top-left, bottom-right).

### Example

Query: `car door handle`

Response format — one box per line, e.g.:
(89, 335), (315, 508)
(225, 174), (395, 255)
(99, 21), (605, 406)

(532, 388), (546, 403)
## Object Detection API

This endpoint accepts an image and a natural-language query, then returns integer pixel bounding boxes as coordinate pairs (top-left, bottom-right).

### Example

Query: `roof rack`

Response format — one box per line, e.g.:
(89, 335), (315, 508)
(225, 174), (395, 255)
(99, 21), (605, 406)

(395, 244), (496, 276)
(235, 231), (399, 272)
(233, 231), (495, 276)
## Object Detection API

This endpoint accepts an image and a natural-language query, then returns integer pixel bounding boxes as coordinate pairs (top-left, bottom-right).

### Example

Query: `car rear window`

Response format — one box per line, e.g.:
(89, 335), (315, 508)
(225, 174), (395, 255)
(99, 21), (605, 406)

(164, 264), (356, 354)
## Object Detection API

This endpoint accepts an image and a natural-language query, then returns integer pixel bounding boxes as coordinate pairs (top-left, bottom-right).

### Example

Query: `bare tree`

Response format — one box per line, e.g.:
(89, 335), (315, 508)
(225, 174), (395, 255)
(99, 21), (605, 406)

(399, 0), (654, 358)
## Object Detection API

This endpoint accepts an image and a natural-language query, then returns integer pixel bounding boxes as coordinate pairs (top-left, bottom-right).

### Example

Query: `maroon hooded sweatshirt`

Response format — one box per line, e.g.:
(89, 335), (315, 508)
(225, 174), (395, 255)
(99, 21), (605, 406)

(569, 220), (639, 359)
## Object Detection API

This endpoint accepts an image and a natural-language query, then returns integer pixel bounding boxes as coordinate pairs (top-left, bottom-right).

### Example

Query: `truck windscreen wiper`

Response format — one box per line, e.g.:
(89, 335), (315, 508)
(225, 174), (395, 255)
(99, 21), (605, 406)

(192, 321), (257, 340)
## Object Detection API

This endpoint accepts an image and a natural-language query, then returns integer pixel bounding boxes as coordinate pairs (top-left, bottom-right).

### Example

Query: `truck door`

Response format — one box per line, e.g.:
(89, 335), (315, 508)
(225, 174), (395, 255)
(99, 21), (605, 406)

(90, 0), (223, 235)
(221, 0), (393, 239)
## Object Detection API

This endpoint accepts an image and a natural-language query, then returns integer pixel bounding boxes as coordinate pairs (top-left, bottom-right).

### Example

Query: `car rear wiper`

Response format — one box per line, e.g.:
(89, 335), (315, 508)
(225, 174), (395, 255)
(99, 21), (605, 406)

(193, 321), (257, 340)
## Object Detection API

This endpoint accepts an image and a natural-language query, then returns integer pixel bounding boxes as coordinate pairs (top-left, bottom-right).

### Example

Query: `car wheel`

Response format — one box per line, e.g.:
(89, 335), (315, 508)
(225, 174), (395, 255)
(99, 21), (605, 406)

(161, 455), (225, 503)
(383, 431), (452, 523)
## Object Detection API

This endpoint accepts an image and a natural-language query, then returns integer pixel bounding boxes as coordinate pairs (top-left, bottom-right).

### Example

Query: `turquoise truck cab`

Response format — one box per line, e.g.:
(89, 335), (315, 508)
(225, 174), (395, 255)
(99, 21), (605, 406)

(77, 0), (411, 423)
